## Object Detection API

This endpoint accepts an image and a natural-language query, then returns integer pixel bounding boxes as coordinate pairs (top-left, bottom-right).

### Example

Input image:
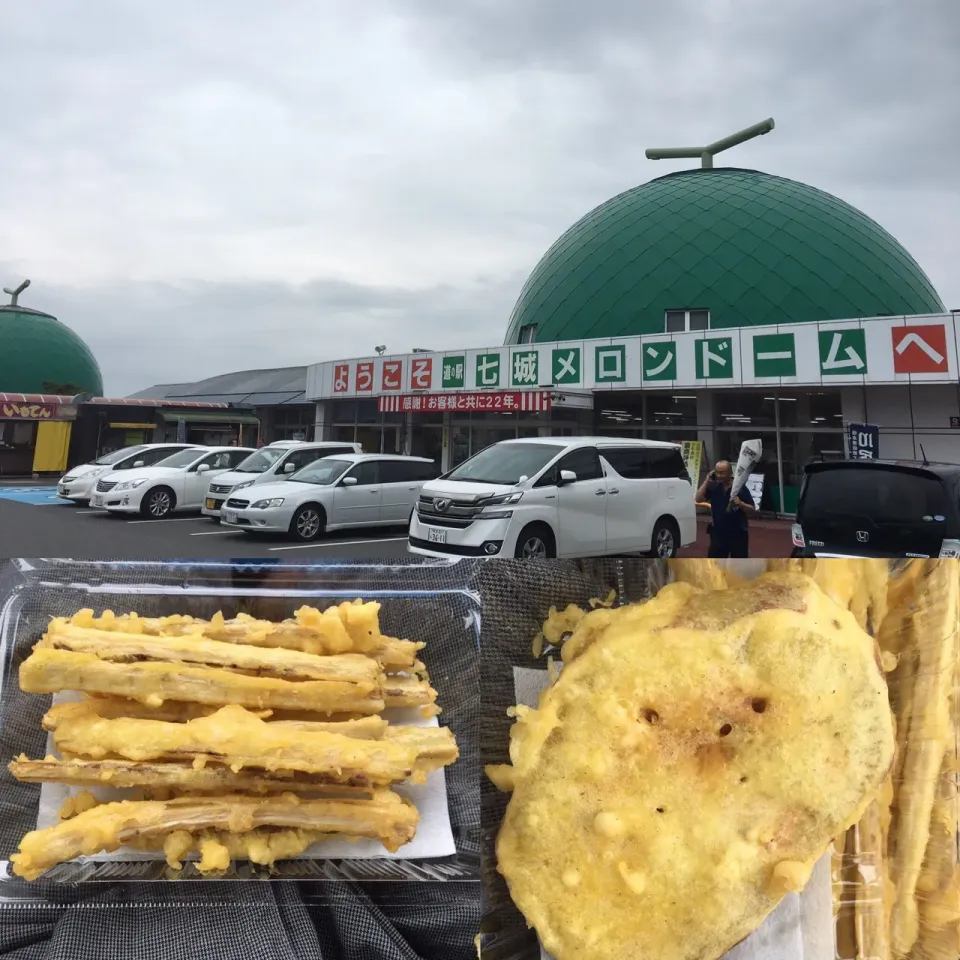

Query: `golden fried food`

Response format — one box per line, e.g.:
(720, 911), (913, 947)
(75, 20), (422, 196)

(9, 756), (375, 795)
(43, 699), (388, 739)
(42, 621), (381, 684)
(47, 702), (417, 784)
(382, 674), (439, 711)
(20, 648), (384, 714)
(67, 602), (423, 668)
(886, 561), (958, 956)
(10, 789), (419, 880)
(494, 571), (895, 960)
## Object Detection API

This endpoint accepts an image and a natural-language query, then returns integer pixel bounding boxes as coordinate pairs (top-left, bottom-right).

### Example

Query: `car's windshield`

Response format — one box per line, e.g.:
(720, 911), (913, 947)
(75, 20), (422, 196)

(93, 446), (146, 466)
(444, 442), (565, 485)
(287, 459), (351, 485)
(235, 448), (286, 474)
(152, 448), (206, 469)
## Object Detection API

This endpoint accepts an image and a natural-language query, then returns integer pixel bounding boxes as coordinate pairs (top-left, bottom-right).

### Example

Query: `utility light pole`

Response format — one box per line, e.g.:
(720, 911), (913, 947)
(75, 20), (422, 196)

(646, 118), (775, 169)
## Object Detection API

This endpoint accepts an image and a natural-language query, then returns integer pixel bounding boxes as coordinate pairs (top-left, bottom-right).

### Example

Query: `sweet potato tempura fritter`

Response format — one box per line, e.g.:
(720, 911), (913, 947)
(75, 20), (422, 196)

(492, 571), (895, 960)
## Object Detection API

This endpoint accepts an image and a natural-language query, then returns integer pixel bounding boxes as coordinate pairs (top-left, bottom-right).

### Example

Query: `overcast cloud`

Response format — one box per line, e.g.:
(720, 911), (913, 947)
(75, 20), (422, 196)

(0, 0), (957, 395)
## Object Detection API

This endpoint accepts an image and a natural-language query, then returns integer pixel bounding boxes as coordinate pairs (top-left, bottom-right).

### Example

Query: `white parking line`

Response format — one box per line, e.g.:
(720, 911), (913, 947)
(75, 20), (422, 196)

(126, 517), (209, 525)
(190, 530), (237, 536)
(76, 510), (107, 515)
(268, 537), (407, 552)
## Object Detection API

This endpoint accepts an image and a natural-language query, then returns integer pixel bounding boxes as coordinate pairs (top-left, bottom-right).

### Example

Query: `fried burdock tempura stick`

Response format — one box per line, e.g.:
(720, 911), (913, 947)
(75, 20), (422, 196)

(45, 703), (418, 784)
(853, 792), (892, 960)
(41, 701), (456, 781)
(913, 747), (960, 958)
(10, 789), (419, 880)
(74, 696), (376, 728)
(8, 756), (376, 796)
(41, 622), (381, 685)
(64, 602), (423, 668)
(888, 560), (959, 957)
(20, 648), (384, 714)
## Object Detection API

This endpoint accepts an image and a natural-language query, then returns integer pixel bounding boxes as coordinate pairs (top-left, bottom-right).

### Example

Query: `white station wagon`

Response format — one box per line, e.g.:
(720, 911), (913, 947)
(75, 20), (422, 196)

(220, 453), (439, 541)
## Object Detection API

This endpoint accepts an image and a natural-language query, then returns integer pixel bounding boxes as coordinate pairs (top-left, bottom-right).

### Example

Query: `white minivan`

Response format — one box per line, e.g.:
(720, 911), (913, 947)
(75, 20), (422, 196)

(201, 440), (362, 517)
(408, 436), (697, 559)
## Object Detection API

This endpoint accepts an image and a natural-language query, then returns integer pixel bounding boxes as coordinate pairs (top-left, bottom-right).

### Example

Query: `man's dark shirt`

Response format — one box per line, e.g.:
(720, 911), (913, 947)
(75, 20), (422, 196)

(706, 480), (754, 541)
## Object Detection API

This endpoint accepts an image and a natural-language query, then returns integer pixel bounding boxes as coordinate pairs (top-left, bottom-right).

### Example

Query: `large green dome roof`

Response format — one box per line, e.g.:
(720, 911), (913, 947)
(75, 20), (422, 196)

(504, 167), (945, 344)
(0, 306), (104, 395)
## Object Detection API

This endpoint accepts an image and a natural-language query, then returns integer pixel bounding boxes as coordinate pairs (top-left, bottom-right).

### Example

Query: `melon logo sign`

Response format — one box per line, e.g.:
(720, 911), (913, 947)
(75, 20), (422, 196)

(892, 325), (948, 374)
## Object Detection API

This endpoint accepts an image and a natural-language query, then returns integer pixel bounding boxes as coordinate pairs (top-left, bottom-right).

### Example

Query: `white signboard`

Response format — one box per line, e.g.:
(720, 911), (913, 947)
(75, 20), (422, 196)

(305, 314), (959, 400)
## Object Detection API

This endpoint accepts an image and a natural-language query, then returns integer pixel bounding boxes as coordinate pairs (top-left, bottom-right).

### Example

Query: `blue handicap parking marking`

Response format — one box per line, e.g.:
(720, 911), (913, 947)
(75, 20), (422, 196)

(0, 485), (68, 505)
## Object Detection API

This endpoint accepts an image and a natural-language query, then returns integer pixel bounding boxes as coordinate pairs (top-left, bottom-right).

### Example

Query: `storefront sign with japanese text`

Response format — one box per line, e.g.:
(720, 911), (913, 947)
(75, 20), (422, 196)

(379, 391), (552, 413)
(1, 402), (58, 421)
(306, 314), (960, 399)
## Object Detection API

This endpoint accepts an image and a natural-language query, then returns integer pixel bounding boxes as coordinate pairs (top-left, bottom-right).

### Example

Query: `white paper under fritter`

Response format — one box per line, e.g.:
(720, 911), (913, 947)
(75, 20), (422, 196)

(35, 694), (456, 862)
(514, 668), (834, 960)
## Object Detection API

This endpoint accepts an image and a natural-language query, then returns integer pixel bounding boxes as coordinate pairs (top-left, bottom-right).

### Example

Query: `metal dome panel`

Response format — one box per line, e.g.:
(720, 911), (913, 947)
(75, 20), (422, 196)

(0, 308), (104, 395)
(504, 168), (945, 344)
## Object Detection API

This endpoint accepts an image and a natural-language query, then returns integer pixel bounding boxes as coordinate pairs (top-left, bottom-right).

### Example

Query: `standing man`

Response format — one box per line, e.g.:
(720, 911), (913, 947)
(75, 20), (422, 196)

(695, 459), (756, 558)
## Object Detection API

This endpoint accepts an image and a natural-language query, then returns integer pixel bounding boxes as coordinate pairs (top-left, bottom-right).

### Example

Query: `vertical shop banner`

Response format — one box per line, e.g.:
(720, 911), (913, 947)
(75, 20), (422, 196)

(176, 418), (187, 443)
(847, 422), (879, 460)
(681, 440), (703, 484)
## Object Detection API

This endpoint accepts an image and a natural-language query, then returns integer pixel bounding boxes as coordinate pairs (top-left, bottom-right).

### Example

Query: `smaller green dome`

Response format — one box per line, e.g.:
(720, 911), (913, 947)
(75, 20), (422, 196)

(0, 305), (104, 396)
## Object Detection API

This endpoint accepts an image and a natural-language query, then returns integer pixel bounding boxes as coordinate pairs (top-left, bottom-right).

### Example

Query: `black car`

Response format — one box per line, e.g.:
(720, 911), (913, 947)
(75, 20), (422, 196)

(792, 459), (960, 559)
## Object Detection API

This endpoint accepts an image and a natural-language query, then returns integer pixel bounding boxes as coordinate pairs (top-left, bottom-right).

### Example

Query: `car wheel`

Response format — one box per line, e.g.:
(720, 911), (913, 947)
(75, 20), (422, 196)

(514, 523), (556, 559)
(141, 487), (175, 519)
(290, 504), (325, 542)
(649, 517), (679, 559)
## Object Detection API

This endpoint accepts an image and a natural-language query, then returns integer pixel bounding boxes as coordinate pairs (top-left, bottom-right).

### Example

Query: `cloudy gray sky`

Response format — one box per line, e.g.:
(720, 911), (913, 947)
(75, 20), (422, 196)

(1, 0), (957, 395)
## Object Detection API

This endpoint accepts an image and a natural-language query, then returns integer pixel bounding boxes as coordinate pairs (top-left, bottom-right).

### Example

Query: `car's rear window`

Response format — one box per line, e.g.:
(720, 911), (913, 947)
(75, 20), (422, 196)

(802, 467), (950, 523)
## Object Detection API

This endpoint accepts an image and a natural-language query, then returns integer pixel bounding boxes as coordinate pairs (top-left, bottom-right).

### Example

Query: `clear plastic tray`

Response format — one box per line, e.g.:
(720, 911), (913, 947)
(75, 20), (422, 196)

(0, 557), (481, 895)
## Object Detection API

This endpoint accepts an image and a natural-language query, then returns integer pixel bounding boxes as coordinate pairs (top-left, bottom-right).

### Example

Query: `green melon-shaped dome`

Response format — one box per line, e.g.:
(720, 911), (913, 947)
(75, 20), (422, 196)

(504, 167), (945, 344)
(0, 305), (104, 395)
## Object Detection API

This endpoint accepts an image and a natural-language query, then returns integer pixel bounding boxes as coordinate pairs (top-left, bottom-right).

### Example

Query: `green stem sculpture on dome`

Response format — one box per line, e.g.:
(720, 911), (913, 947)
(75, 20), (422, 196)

(645, 117), (776, 169)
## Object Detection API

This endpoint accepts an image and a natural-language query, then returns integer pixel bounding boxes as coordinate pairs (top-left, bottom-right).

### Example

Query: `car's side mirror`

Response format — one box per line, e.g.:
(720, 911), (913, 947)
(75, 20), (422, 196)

(196, 463), (211, 474)
(341, 475), (358, 486)
(558, 469), (578, 486)
(283, 462), (296, 473)
(133, 461), (145, 467)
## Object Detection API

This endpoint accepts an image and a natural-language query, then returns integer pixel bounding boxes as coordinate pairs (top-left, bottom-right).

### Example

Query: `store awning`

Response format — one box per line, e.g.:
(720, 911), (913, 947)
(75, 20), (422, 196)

(159, 411), (261, 426)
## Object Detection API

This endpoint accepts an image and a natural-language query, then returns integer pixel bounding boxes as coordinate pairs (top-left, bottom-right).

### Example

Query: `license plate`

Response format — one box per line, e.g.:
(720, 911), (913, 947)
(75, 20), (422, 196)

(205, 498), (216, 510)
(427, 527), (447, 544)
(92, 495), (103, 507)
(223, 510), (238, 524)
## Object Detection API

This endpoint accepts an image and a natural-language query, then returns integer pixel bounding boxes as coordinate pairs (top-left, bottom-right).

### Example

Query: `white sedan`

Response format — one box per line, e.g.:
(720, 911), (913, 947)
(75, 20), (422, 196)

(94, 446), (255, 519)
(219, 453), (439, 541)
(57, 443), (198, 504)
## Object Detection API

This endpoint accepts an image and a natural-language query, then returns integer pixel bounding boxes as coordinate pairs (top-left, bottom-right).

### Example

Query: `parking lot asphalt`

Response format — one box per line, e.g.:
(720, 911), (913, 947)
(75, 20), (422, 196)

(0, 484), (792, 559)
(0, 492), (412, 559)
